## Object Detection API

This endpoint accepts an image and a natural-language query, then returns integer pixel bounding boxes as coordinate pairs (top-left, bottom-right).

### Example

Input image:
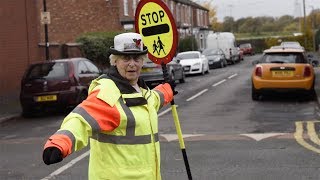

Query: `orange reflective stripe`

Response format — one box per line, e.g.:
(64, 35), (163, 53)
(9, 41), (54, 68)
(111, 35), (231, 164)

(44, 134), (73, 158)
(79, 90), (121, 132)
(154, 83), (173, 105)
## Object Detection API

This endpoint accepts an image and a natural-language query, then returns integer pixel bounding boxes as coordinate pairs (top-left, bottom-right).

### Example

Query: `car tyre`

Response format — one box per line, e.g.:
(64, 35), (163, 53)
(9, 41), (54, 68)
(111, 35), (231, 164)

(201, 65), (205, 75)
(179, 71), (186, 83)
(22, 107), (35, 118)
(251, 83), (260, 101)
(220, 61), (224, 68)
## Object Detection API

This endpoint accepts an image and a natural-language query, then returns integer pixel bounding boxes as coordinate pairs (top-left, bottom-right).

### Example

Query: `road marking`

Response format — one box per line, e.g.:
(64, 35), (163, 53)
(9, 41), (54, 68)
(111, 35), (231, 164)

(161, 134), (205, 142)
(294, 121), (320, 154)
(212, 79), (226, 87)
(307, 121), (320, 145)
(158, 105), (179, 117)
(240, 133), (288, 141)
(228, 73), (238, 79)
(186, 89), (208, 102)
(40, 150), (90, 180)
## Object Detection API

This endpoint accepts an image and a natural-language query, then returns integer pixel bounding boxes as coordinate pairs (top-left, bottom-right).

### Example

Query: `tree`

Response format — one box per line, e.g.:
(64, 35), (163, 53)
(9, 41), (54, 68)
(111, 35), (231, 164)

(198, 1), (221, 31)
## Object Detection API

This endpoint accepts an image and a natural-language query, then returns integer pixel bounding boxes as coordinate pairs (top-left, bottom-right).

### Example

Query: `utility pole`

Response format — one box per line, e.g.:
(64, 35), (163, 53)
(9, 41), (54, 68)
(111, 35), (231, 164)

(302, 0), (307, 48)
(43, 0), (50, 60)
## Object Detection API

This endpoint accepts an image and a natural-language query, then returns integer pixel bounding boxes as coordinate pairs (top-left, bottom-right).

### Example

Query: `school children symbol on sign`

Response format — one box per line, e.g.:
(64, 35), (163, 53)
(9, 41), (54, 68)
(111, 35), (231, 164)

(135, 0), (178, 64)
(152, 36), (166, 56)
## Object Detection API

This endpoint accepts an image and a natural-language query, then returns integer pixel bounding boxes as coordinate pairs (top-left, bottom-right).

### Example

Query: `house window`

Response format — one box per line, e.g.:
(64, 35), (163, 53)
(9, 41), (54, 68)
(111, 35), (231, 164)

(170, 1), (173, 12)
(133, 0), (136, 15)
(124, 0), (128, 16)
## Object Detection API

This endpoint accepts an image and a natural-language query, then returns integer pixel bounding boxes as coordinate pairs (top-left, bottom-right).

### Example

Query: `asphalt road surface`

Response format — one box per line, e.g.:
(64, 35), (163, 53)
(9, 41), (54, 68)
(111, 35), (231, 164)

(1, 55), (320, 180)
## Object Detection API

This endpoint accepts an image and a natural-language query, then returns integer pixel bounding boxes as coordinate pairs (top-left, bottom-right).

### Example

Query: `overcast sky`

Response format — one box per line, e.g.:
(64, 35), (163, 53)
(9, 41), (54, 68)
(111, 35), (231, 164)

(196, 0), (320, 22)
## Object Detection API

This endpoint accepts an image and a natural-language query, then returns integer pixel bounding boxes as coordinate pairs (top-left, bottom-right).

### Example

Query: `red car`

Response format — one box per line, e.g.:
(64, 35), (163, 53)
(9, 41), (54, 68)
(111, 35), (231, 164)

(20, 58), (101, 117)
(239, 43), (254, 55)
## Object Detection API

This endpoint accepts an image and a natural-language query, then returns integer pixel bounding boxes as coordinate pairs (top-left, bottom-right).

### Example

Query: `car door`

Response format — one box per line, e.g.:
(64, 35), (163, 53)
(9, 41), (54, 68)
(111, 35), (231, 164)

(77, 60), (94, 87)
(168, 59), (183, 80)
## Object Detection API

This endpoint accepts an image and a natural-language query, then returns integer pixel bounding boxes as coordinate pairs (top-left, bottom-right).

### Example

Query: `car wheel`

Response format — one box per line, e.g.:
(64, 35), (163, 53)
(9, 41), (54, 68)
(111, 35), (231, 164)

(179, 71), (186, 83)
(78, 91), (87, 104)
(22, 107), (35, 118)
(201, 65), (205, 75)
(251, 83), (260, 101)
(220, 61), (224, 68)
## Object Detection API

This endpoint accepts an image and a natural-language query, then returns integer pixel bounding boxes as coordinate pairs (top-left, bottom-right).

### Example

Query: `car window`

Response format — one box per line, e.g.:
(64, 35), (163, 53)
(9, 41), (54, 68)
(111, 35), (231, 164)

(202, 49), (219, 55)
(26, 62), (67, 79)
(261, 53), (307, 63)
(84, 61), (100, 74)
(177, 53), (199, 59)
(78, 61), (90, 74)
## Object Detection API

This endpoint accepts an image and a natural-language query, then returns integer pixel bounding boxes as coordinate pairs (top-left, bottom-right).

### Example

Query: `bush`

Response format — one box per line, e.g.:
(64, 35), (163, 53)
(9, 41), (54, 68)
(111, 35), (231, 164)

(178, 36), (198, 52)
(76, 31), (126, 69)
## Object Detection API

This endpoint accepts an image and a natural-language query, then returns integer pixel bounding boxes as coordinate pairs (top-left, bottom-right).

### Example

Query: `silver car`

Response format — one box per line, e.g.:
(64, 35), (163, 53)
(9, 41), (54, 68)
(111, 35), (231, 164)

(140, 58), (185, 87)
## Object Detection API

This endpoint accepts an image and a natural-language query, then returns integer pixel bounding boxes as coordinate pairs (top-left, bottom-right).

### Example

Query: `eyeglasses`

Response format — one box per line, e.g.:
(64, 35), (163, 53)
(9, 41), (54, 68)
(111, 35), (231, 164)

(121, 55), (143, 62)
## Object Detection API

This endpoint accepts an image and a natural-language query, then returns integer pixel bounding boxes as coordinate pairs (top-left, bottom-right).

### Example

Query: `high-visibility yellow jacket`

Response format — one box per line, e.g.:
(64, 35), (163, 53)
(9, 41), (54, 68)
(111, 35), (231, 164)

(44, 67), (173, 180)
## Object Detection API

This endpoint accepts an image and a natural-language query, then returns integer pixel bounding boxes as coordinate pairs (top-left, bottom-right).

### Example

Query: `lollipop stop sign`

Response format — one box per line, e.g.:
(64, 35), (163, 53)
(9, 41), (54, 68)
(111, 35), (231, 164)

(135, 0), (178, 65)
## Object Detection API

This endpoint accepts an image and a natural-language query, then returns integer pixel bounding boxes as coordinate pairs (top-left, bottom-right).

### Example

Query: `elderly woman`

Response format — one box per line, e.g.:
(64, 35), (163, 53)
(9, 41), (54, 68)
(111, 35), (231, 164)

(42, 32), (174, 180)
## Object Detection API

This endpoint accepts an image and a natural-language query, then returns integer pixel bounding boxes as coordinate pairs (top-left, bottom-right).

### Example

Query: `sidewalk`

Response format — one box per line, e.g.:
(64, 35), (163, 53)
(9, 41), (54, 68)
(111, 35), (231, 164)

(0, 92), (21, 123)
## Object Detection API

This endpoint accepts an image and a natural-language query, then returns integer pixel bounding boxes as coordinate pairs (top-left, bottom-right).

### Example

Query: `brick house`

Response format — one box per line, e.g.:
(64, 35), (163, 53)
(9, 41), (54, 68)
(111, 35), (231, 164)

(0, 0), (209, 104)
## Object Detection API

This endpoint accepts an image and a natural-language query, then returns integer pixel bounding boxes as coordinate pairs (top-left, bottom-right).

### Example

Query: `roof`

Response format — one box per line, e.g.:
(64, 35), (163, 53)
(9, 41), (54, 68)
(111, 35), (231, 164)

(264, 46), (305, 53)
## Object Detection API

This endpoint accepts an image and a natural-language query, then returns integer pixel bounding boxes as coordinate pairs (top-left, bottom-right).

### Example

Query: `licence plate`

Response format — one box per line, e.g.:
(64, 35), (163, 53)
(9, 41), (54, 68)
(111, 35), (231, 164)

(36, 95), (57, 102)
(184, 67), (190, 71)
(272, 71), (294, 77)
(141, 68), (152, 72)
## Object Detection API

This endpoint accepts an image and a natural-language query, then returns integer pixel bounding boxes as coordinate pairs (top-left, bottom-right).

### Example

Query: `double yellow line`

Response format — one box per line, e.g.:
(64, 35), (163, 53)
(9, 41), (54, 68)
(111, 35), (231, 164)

(294, 121), (320, 153)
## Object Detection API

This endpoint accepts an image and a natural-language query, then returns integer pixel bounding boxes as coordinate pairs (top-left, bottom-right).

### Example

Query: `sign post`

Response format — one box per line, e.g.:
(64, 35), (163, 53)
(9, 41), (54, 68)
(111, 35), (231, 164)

(135, 1), (192, 179)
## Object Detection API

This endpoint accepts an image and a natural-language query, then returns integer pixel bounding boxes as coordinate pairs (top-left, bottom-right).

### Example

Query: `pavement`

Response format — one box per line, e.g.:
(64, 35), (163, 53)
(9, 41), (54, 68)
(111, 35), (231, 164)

(1, 56), (320, 124)
(0, 91), (21, 124)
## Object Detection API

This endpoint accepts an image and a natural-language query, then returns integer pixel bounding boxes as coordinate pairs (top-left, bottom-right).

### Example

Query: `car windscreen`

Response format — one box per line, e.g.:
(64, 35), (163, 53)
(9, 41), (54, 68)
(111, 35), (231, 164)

(202, 49), (220, 55)
(260, 53), (307, 64)
(240, 44), (251, 48)
(177, 53), (199, 59)
(26, 62), (68, 79)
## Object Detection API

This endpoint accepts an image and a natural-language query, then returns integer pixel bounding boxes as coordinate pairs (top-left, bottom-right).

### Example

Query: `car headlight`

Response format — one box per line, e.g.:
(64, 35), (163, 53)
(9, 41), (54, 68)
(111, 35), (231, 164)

(193, 62), (201, 67)
(213, 57), (221, 62)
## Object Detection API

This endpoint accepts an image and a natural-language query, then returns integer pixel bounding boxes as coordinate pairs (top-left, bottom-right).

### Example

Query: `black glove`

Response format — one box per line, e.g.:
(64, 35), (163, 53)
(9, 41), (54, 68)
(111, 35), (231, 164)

(43, 147), (63, 165)
(168, 80), (178, 95)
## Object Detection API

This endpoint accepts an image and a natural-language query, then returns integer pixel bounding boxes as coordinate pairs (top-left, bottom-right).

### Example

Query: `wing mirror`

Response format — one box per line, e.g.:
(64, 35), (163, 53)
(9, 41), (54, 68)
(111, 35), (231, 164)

(311, 60), (319, 67)
(252, 59), (260, 65)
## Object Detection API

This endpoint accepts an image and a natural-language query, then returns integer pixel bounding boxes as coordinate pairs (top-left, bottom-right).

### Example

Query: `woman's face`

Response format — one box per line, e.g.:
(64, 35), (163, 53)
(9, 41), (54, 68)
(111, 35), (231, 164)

(115, 55), (144, 85)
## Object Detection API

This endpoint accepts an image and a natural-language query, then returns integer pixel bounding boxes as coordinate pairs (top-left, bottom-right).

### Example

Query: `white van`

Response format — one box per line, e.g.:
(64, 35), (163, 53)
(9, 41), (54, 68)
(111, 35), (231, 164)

(206, 32), (240, 64)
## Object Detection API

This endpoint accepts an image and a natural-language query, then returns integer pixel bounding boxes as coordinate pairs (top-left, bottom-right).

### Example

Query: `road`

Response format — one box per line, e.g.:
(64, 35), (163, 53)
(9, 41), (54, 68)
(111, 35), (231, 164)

(1, 55), (320, 180)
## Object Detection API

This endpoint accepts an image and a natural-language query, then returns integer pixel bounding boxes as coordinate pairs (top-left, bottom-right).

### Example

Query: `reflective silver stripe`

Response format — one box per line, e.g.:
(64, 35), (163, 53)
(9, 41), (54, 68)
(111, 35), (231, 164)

(154, 89), (165, 109)
(119, 99), (135, 136)
(144, 89), (152, 101)
(72, 106), (101, 134)
(92, 132), (159, 144)
(55, 130), (76, 152)
(154, 132), (159, 142)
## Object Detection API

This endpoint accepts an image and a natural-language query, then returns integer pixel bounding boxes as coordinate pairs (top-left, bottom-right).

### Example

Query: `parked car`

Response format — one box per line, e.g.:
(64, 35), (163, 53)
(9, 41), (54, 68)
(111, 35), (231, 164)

(20, 57), (101, 117)
(280, 41), (304, 50)
(202, 48), (227, 69)
(176, 51), (209, 75)
(206, 32), (240, 64)
(251, 47), (315, 101)
(239, 43), (254, 55)
(140, 58), (185, 87)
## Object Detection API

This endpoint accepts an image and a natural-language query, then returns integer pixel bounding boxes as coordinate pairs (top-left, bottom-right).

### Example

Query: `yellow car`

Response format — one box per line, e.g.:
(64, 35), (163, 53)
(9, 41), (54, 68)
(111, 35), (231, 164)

(251, 46), (315, 100)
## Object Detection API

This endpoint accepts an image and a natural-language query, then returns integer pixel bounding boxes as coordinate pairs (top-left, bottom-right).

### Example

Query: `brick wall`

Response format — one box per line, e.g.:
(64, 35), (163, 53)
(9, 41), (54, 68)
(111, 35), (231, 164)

(0, 0), (40, 101)
(40, 0), (122, 44)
